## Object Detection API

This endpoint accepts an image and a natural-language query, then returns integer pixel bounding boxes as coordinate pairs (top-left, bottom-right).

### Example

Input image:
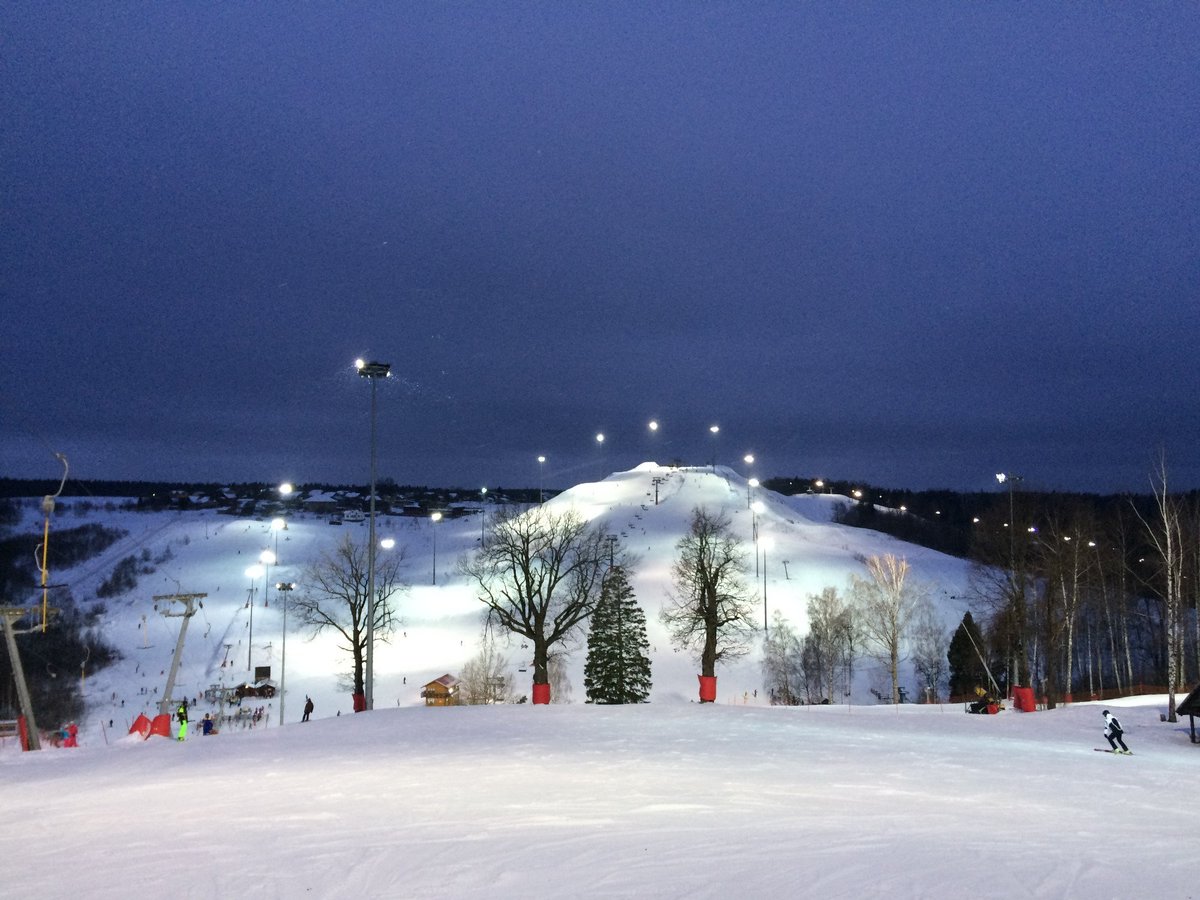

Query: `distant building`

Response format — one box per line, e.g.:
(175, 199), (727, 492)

(421, 674), (460, 707)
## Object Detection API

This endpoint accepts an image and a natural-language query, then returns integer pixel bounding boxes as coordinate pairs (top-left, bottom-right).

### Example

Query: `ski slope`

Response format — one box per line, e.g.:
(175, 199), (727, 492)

(21, 463), (976, 729)
(1, 698), (1195, 898)
(3, 464), (1197, 898)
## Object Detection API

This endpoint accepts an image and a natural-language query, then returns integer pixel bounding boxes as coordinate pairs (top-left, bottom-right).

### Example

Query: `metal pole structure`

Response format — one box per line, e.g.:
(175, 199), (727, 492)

(430, 511), (442, 585)
(152, 593), (205, 716)
(246, 576), (256, 671)
(762, 543), (768, 635)
(1, 608), (49, 750)
(357, 359), (390, 712)
(367, 376), (378, 709)
(480, 487), (487, 546)
(276, 581), (295, 725)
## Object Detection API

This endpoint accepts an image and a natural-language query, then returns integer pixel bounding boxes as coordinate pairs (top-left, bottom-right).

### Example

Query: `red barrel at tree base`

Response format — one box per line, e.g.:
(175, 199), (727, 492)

(698, 675), (717, 703)
(532, 683), (551, 705)
(1012, 686), (1036, 712)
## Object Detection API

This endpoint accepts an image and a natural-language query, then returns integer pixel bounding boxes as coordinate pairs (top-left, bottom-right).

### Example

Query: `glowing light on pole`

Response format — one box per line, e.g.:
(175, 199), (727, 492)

(245, 564), (265, 670)
(430, 511), (443, 585)
(537, 455), (546, 503)
(275, 580), (296, 726)
(709, 424), (720, 470)
(356, 358), (390, 711)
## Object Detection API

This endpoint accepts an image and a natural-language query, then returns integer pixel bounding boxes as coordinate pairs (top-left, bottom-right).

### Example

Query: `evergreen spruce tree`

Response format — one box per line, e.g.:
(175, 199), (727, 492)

(584, 566), (652, 703)
(947, 611), (988, 698)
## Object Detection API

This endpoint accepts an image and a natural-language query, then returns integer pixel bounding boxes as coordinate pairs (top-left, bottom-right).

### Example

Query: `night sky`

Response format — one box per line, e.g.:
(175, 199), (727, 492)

(4, 4), (1198, 493)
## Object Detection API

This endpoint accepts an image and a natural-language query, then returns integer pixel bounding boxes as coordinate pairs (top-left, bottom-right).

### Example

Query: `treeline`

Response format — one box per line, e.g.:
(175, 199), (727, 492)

(961, 475), (1199, 716)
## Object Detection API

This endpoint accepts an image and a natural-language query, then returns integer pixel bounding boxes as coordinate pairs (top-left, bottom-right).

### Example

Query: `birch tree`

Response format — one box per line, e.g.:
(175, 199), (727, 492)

(849, 554), (926, 704)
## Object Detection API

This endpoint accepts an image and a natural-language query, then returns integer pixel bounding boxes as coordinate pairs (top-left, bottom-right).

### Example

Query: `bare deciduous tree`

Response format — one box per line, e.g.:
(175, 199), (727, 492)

(849, 554), (926, 704)
(462, 505), (610, 701)
(660, 507), (757, 691)
(291, 534), (406, 697)
(458, 630), (515, 705)
(1135, 455), (1186, 722)
(761, 610), (803, 705)
(909, 599), (948, 701)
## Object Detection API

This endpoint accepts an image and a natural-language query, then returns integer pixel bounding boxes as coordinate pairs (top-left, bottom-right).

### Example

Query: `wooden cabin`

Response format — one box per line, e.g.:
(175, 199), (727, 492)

(421, 674), (461, 707)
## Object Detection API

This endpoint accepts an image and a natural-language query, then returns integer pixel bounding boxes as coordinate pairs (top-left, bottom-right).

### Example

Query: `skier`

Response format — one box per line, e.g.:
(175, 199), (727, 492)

(176, 700), (189, 741)
(302, 695), (314, 722)
(1102, 709), (1130, 754)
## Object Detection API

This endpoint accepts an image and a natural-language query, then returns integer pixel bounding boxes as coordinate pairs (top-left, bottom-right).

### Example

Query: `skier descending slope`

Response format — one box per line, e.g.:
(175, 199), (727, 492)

(1102, 709), (1130, 754)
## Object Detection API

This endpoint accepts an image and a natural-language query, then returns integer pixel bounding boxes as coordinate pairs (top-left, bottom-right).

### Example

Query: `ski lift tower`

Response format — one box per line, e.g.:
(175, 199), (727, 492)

(152, 592), (206, 716)
(0, 606), (58, 750)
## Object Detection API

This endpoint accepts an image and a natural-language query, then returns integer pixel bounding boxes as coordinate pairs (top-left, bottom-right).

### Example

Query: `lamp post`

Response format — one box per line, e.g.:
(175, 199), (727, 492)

(479, 487), (488, 546)
(761, 535), (774, 635)
(430, 511), (443, 585)
(709, 424), (720, 470)
(751, 500), (765, 576)
(245, 564), (264, 671)
(537, 455), (546, 503)
(275, 581), (296, 726)
(356, 358), (390, 711)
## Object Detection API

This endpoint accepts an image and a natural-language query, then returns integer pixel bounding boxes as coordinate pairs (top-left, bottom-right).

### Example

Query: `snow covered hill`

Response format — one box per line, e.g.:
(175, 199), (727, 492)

(4, 465), (1198, 898)
(20, 463), (976, 735)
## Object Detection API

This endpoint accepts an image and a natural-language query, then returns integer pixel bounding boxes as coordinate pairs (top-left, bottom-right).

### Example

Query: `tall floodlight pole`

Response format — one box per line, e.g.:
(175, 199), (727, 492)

(430, 511), (443, 585)
(537, 455), (546, 503)
(709, 424), (720, 471)
(276, 581), (295, 725)
(357, 358), (391, 711)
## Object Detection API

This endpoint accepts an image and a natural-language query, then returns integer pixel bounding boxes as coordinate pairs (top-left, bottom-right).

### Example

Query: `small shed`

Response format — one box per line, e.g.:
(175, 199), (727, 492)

(1177, 683), (1200, 744)
(421, 674), (460, 707)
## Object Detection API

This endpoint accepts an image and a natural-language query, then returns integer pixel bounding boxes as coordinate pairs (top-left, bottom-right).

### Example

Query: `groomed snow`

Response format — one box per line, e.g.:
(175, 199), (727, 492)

(1, 699), (1196, 898)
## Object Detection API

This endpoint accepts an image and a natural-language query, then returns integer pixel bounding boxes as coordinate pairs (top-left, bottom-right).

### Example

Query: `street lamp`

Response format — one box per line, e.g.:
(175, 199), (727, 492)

(537, 455), (546, 503)
(709, 425), (720, 470)
(356, 357), (390, 711)
(430, 511), (443, 585)
(480, 487), (488, 546)
(244, 564), (265, 671)
(275, 581), (296, 726)
(760, 535), (774, 635)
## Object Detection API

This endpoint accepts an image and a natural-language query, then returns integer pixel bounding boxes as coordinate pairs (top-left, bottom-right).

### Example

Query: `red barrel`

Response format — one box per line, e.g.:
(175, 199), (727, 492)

(698, 675), (717, 703)
(532, 683), (551, 705)
(1012, 686), (1035, 712)
(352, 693), (366, 712)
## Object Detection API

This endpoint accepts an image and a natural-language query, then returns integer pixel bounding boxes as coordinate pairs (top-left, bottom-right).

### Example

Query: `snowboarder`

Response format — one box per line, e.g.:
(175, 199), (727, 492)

(1103, 709), (1130, 753)
(176, 701), (189, 741)
(302, 695), (314, 722)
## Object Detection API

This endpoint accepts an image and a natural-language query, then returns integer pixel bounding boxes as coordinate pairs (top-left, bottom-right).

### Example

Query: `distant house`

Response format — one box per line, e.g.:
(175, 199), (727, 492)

(421, 674), (460, 707)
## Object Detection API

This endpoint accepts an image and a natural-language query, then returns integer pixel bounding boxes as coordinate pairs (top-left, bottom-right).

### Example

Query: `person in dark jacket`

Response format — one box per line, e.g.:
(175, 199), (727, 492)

(1103, 709), (1130, 753)
(302, 695), (314, 722)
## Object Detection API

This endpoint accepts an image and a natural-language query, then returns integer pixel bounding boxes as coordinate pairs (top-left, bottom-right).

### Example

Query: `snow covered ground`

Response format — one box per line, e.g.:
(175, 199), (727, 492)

(3, 464), (1197, 897)
(1, 698), (1196, 898)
